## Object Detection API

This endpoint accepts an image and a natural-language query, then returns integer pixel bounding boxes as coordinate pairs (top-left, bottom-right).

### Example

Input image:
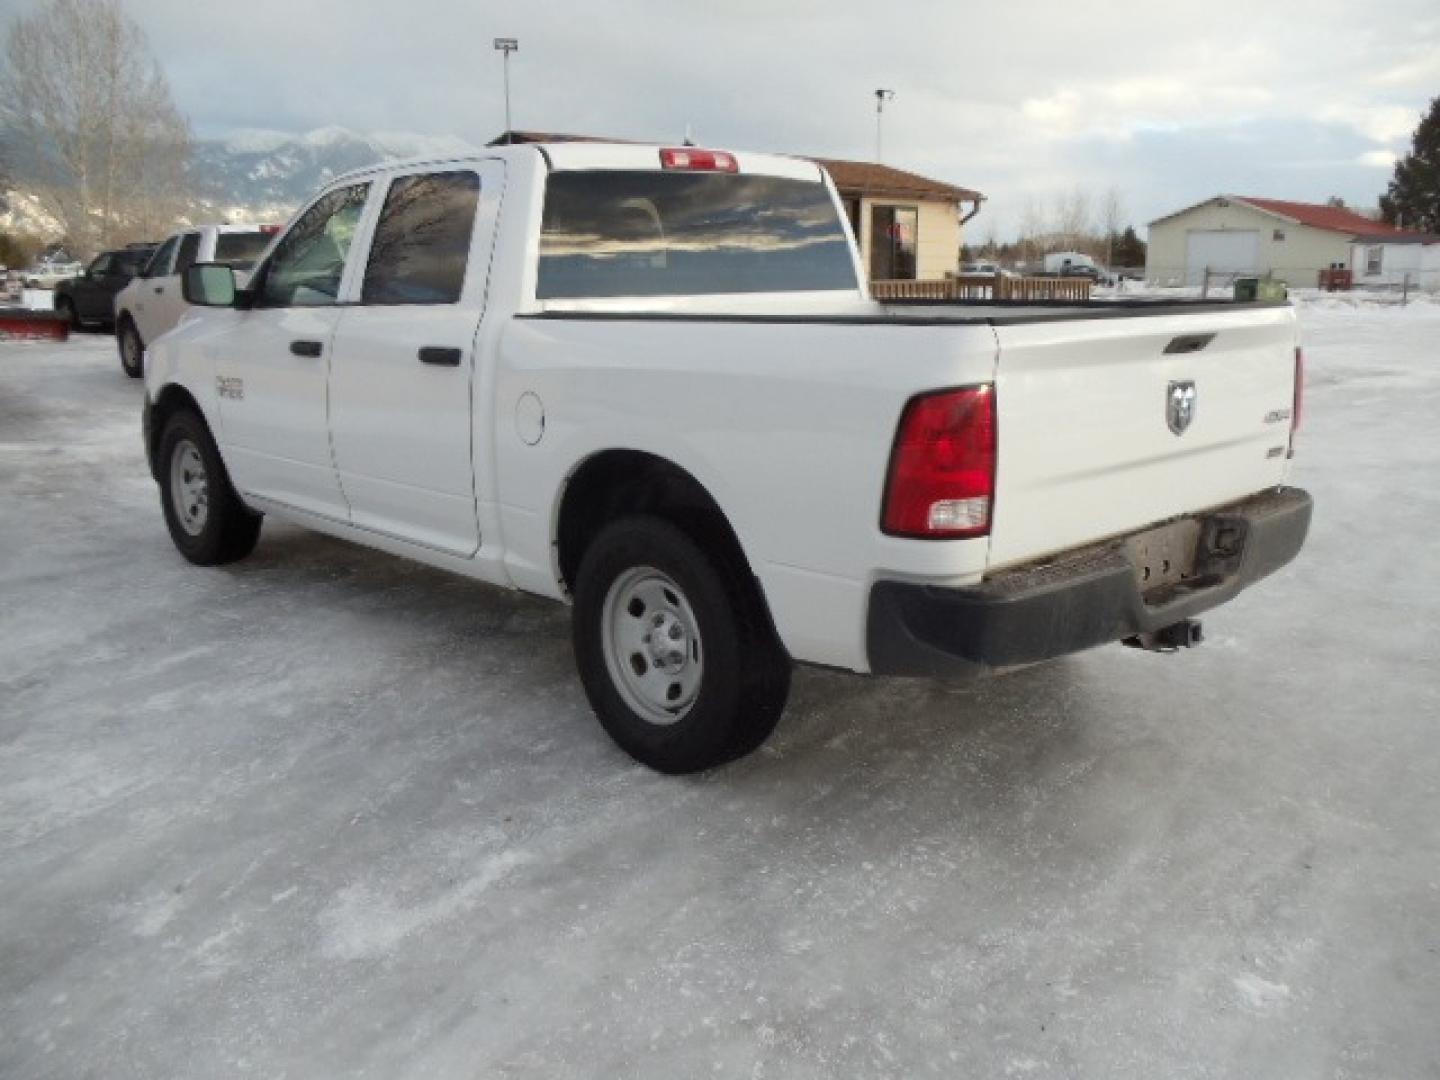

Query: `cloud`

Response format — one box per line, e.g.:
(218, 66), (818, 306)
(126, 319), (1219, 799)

(1356, 150), (1399, 168)
(3, 0), (1433, 238)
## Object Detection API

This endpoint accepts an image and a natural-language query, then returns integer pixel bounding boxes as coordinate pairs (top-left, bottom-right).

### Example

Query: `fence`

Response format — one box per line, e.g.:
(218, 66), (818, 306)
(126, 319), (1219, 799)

(871, 274), (1091, 302)
(1144, 265), (1440, 304)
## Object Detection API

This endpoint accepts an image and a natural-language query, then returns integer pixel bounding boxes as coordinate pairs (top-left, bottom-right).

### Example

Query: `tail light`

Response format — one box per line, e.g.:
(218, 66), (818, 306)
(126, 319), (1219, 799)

(1288, 346), (1304, 458)
(659, 148), (738, 173)
(882, 385), (997, 538)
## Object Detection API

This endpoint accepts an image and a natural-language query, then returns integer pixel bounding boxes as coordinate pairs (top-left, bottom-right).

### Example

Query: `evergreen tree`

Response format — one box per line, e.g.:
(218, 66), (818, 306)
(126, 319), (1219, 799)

(1112, 226), (1146, 267)
(1379, 96), (1440, 233)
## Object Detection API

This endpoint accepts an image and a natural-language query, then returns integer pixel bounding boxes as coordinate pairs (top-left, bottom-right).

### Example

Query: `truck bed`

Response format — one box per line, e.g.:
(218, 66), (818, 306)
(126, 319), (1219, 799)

(522, 297), (1291, 326)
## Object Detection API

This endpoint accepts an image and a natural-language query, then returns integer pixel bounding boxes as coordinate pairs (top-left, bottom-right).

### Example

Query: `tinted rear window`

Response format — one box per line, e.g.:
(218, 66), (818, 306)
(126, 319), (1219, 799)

(215, 231), (274, 272)
(537, 171), (857, 299)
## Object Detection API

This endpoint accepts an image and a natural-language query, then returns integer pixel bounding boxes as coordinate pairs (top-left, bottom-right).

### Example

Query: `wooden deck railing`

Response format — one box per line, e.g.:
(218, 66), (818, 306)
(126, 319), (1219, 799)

(871, 274), (1091, 302)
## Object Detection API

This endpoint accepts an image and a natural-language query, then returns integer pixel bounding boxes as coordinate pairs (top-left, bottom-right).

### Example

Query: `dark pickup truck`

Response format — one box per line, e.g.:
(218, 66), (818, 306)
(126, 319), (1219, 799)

(53, 245), (156, 329)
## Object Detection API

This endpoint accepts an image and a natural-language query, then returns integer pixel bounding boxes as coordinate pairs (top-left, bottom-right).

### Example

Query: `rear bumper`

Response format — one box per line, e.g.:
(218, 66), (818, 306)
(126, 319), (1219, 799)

(866, 486), (1312, 677)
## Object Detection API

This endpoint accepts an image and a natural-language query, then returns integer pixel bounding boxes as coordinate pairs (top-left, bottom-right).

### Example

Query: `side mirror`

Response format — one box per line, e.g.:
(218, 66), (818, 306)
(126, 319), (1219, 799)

(183, 263), (237, 307)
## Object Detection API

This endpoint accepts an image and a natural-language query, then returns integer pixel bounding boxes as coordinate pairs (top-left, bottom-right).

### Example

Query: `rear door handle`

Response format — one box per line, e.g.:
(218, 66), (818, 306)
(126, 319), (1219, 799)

(419, 346), (462, 367)
(290, 339), (323, 357)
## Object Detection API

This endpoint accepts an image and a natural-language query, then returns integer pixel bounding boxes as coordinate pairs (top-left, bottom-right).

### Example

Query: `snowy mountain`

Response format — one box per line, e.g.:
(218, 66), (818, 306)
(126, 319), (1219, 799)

(192, 126), (482, 217)
(2, 125), (483, 237)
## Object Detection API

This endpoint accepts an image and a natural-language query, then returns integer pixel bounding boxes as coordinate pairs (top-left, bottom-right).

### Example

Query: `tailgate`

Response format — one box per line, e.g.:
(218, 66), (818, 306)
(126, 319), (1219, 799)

(988, 305), (1298, 570)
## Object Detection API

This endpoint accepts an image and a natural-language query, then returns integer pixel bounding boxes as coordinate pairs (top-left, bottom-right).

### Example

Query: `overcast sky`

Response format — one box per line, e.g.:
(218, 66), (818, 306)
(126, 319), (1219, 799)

(9, 0), (1439, 237)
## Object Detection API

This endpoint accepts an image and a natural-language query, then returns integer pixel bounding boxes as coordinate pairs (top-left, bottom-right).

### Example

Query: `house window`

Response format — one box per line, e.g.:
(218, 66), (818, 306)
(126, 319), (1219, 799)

(869, 205), (918, 280)
(1366, 246), (1383, 275)
(1272, 229), (1285, 241)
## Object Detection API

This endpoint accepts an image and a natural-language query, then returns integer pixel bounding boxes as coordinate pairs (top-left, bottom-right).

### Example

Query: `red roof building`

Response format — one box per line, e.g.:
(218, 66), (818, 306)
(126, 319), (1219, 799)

(1147, 195), (1403, 287)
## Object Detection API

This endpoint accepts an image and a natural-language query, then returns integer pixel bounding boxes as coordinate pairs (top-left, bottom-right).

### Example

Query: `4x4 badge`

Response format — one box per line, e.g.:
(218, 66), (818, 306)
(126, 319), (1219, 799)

(1167, 380), (1196, 435)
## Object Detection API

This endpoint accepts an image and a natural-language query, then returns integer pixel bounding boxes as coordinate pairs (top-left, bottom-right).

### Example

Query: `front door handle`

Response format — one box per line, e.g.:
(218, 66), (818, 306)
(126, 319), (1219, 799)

(419, 346), (462, 367)
(290, 339), (323, 358)
(154, 286), (164, 294)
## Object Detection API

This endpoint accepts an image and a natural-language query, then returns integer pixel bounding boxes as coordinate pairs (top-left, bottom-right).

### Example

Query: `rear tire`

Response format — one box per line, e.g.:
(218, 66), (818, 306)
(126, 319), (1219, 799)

(117, 318), (144, 378)
(157, 408), (262, 565)
(572, 516), (790, 773)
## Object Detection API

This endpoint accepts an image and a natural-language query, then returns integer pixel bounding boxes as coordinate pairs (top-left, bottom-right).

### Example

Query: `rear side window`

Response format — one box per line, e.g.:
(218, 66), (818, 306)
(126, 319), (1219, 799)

(174, 233), (201, 276)
(116, 250), (152, 275)
(537, 171), (857, 299)
(362, 171), (481, 305)
(214, 231), (273, 272)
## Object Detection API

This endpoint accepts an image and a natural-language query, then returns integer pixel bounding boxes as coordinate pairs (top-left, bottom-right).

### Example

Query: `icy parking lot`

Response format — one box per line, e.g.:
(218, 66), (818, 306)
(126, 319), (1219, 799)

(2, 301), (1438, 1078)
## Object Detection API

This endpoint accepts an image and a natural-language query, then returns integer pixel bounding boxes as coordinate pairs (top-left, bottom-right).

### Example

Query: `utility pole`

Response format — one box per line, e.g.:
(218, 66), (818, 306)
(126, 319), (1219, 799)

(874, 88), (895, 162)
(494, 38), (518, 142)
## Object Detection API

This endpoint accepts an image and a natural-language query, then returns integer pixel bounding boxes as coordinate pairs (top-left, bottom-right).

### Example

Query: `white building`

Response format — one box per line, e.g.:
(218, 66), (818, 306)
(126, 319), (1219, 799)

(1146, 195), (1407, 287)
(1350, 232), (1440, 291)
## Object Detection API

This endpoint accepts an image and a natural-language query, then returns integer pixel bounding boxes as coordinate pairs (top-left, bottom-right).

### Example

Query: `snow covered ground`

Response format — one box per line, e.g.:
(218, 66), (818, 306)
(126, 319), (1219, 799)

(2, 304), (1438, 1078)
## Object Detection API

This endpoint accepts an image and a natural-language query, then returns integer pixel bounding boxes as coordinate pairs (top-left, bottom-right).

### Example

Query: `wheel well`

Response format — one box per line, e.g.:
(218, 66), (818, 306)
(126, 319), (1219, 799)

(147, 384), (203, 479)
(557, 450), (756, 598)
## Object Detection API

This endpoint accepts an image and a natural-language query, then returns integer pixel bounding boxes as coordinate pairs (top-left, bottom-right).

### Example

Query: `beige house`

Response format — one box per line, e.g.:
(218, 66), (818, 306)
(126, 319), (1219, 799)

(1147, 195), (1407, 286)
(491, 132), (984, 283)
(814, 159), (983, 282)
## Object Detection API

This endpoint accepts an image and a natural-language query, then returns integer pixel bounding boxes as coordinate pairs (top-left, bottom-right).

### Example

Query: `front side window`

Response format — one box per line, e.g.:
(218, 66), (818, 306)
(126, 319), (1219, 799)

(145, 235), (179, 278)
(88, 254), (114, 277)
(174, 233), (201, 277)
(362, 171), (481, 305)
(257, 183), (370, 307)
(537, 171), (857, 299)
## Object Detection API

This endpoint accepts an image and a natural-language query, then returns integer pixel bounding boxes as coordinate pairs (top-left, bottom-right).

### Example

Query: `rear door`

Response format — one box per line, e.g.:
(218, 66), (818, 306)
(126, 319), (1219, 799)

(326, 163), (500, 555)
(986, 306), (1297, 570)
(74, 254), (115, 320)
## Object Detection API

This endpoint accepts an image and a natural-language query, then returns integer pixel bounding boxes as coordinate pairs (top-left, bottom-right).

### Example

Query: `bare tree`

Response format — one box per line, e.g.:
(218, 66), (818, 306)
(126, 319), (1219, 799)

(1, 0), (193, 256)
(1100, 186), (1125, 268)
(1018, 195), (1047, 269)
(1052, 186), (1092, 252)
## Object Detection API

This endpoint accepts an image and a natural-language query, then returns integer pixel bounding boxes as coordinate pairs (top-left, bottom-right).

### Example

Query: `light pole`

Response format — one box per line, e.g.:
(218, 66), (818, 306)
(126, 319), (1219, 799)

(874, 88), (895, 162)
(494, 38), (518, 142)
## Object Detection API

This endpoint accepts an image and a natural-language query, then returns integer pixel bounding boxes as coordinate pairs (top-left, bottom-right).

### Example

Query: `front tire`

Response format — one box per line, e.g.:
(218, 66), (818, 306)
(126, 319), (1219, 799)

(55, 296), (79, 330)
(573, 516), (790, 773)
(117, 318), (144, 378)
(157, 409), (262, 565)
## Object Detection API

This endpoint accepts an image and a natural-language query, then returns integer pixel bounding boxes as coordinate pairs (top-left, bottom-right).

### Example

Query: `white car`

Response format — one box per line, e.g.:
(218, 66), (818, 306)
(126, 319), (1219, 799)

(142, 142), (1311, 772)
(961, 262), (1016, 278)
(113, 224), (277, 377)
(23, 258), (83, 289)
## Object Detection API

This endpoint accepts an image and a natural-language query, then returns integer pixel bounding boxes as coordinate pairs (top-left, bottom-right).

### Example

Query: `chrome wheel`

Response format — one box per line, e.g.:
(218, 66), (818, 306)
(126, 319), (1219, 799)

(601, 566), (704, 725)
(122, 326), (142, 370)
(169, 439), (209, 536)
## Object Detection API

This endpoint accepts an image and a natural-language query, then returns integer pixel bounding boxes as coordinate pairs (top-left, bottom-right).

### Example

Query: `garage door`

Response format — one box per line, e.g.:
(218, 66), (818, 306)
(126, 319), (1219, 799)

(1185, 229), (1259, 285)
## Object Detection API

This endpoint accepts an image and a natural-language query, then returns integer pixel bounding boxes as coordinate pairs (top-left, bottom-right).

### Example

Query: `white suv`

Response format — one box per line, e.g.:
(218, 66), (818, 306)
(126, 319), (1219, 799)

(114, 224), (277, 377)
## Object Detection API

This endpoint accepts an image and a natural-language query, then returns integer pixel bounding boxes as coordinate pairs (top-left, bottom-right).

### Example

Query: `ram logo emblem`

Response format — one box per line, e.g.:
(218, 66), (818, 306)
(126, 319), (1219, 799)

(1167, 380), (1196, 436)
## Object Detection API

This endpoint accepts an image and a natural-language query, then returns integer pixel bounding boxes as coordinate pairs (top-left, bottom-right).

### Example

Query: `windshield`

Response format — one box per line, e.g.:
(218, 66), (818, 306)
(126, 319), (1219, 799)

(537, 171), (857, 299)
(214, 231), (274, 272)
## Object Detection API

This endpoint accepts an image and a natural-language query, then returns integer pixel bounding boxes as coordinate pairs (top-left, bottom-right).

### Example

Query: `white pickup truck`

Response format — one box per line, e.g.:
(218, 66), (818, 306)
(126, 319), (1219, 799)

(142, 141), (1311, 773)
(115, 224), (278, 378)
